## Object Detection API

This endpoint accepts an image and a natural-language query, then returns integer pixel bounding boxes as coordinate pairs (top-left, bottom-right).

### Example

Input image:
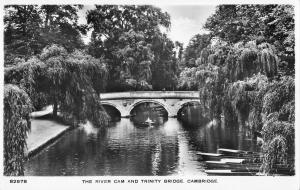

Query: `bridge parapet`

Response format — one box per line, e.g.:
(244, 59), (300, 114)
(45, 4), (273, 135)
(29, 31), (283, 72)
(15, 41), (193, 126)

(100, 91), (199, 100)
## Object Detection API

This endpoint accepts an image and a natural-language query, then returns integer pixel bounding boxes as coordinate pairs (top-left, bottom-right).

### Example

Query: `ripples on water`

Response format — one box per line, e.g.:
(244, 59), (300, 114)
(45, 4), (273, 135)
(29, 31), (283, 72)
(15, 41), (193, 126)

(25, 104), (258, 176)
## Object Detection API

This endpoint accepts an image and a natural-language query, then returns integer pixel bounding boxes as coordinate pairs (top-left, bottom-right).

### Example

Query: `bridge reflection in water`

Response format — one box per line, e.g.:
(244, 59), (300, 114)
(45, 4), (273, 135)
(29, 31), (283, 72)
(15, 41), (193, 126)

(25, 97), (258, 176)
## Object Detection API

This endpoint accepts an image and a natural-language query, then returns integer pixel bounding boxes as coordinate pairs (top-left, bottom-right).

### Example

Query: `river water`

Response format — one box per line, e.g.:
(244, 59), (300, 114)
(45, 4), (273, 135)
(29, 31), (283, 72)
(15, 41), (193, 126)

(24, 103), (258, 176)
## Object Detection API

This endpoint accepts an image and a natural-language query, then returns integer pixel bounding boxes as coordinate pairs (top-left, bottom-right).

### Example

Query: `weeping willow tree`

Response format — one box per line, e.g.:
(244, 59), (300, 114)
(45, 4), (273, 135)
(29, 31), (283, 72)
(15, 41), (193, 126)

(180, 37), (294, 175)
(37, 45), (110, 126)
(224, 72), (294, 174)
(180, 4), (295, 175)
(177, 67), (199, 90)
(197, 64), (225, 121)
(223, 41), (279, 82)
(4, 84), (33, 176)
(56, 49), (109, 126)
(4, 45), (110, 176)
(225, 74), (269, 150)
(257, 43), (278, 78)
(4, 57), (48, 110)
(224, 42), (293, 174)
(226, 80), (252, 150)
(260, 76), (294, 174)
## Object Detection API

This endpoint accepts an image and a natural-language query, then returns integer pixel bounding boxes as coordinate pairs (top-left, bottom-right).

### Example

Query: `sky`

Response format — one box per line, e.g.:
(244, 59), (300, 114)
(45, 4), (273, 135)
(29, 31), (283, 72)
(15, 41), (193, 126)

(78, 5), (216, 47)
(160, 5), (216, 46)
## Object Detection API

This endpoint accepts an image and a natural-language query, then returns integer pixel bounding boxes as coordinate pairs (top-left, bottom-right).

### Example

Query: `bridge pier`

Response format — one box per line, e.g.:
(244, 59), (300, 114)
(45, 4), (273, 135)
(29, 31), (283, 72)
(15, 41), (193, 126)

(121, 113), (131, 118)
(168, 110), (179, 118)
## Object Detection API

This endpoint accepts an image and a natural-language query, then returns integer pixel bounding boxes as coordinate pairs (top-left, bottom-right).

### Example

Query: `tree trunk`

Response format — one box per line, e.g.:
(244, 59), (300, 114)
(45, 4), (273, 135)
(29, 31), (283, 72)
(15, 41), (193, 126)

(53, 101), (58, 117)
(237, 112), (245, 150)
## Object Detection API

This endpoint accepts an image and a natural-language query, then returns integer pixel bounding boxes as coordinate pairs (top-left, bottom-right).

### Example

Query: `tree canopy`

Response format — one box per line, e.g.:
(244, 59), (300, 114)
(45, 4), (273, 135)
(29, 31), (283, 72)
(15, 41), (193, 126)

(204, 5), (294, 75)
(4, 5), (85, 66)
(87, 5), (178, 91)
(5, 45), (109, 127)
(182, 34), (211, 68)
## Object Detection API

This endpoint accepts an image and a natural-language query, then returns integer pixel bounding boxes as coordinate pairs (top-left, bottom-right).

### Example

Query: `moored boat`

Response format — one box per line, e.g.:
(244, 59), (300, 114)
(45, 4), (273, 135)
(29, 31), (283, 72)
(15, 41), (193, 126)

(217, 148), (244, 156)
(204, 160), (261, 170)
(205, 169), (257, 176)
(197, 152), (223, 161)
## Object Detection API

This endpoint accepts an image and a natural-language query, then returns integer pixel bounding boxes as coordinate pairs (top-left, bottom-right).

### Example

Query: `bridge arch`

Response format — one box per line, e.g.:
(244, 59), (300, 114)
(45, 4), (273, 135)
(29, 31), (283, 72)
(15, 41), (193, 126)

(128, 99), (170, 117)
(101, 101), (119, 110)
(177, 100), (201, 116)
(101, 102), (122, 116)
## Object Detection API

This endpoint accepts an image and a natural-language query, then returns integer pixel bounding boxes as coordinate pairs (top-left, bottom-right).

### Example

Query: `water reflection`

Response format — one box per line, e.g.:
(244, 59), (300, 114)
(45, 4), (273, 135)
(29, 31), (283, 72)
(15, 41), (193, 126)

(178, 102), (207, 127)
(25, 105), (259, 176)
(130, 102), (168, 126)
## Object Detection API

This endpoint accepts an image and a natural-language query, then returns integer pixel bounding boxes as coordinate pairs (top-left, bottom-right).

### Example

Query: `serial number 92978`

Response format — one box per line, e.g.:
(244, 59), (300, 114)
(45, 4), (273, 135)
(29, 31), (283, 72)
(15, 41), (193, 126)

(10, 179), (27, 183)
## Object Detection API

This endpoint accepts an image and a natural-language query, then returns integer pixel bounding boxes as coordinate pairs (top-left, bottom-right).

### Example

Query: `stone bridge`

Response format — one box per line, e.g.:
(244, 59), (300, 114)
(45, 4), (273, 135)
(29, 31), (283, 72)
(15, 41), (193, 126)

(100, 91), (200, 118)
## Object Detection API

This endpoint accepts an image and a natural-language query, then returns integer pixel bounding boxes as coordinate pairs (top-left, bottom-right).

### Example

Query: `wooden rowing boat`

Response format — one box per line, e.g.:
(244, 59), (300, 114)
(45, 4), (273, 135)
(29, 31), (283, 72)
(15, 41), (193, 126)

(205, 169), (257, 176)
(197, 152), (223, 161)
(204, 160), (261, 170)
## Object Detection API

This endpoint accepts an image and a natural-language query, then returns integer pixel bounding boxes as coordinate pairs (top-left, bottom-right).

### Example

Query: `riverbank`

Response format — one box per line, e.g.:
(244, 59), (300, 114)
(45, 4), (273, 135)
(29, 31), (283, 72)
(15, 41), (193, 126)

(26, 107), (71, 158)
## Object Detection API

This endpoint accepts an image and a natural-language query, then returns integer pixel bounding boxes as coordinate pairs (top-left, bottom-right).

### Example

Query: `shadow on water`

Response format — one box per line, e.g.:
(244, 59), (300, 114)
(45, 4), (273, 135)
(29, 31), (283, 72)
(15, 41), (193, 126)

(177, 102), (209, 127)
(177, 103), (260, 153)
(102, 105), (121, 122)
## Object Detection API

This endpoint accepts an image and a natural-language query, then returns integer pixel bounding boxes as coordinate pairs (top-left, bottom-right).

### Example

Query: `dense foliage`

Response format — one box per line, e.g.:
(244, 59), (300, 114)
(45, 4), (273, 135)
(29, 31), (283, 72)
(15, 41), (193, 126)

(260, 76), (294, 174)
(178, 4), (295, 175)
(5, 45), (109, 127)
(5, 5), (179, 92)
(40, 45), (109, 125)
(4, 84), (33, 176)
(87, 5), (179, 91)
(5, 57), (48, 109)
(182, 34), (211, 68)
(187, 41), (294, 174)
(204, 5), (294, 75)
(4, 5), (85, 66)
